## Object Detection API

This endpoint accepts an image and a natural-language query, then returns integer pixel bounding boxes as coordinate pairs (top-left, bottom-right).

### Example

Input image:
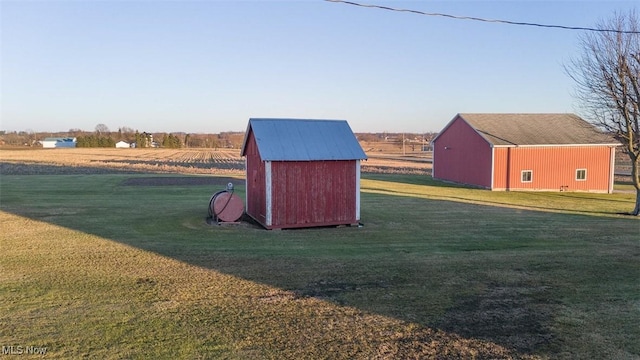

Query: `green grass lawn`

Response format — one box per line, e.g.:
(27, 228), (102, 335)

(0, 172), (638, 359)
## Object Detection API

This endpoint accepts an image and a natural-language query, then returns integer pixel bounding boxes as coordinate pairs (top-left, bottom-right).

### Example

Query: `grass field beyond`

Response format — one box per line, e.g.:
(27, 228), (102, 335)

(0, 172), (638, 359)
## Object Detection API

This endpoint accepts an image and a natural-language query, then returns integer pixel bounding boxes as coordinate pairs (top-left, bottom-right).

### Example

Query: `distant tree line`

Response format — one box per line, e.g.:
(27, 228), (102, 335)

(76, 135), (116, 147)
(161, 133), (181, 148)
(0, 129), (247, 149)
(1, 126), (433, 150)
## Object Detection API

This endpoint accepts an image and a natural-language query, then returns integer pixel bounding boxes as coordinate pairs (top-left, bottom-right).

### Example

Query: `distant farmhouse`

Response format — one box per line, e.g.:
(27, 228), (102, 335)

(41, 137), (77, 148)
(431, 113), (619, 193)
(115, 141), (130, 148)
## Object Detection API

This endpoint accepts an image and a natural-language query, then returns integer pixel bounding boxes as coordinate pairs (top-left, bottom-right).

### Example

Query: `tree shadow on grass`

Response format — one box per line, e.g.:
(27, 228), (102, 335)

(2, 169), (636, 359)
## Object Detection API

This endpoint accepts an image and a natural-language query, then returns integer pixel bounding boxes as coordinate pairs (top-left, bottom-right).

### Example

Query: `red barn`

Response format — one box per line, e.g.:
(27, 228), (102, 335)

(240, 118), (367, 229)
(432, 114), (619, 193)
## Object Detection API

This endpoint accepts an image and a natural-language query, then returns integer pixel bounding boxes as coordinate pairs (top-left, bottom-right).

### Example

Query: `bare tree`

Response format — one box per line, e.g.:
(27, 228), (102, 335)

(566, 10), (640, 215)
(95, 123), (110, 135)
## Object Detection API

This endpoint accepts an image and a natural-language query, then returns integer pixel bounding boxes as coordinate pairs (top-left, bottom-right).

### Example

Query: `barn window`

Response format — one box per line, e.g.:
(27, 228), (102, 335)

(576, 169), (587, 181)
(521, 170), (533, 183)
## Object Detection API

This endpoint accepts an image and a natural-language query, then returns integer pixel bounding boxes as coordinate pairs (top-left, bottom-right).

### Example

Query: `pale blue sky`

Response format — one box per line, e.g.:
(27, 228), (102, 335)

(1, 1), (637, 133)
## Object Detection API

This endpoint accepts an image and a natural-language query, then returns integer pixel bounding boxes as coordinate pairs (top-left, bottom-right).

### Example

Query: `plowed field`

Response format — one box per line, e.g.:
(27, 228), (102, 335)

(0, 148), (431, 175)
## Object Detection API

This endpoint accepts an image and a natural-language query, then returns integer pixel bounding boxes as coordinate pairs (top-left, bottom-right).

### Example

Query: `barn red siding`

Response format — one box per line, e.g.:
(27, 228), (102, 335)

(433, 117), (492, 188)
(493, 146), (615, 192)
(243, 130), (267, 224)
(269, 160), (357, 229)
(492, 148), (509, 190)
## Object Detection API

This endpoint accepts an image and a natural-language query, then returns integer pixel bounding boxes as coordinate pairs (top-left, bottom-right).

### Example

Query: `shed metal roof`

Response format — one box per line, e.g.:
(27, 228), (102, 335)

(241, 118), (367, 161)
(437, 113), (618, 146)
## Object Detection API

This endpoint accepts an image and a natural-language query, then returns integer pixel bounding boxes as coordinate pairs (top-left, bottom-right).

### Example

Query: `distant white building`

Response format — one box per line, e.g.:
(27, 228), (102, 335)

(115, 141), (130, 148)
(42, 137), (76, 148)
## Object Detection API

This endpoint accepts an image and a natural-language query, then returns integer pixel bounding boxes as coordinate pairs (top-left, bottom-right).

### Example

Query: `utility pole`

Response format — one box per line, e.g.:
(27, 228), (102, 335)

(402, 133), (405, 156)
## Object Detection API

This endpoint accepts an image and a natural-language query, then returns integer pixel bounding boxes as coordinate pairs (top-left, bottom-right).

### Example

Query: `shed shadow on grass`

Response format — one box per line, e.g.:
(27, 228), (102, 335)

(2, 167), (637, 358)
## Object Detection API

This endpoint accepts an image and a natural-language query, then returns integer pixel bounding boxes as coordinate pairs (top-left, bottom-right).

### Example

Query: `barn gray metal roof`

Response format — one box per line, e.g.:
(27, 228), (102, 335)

(452, 113), (619, 146)
(241, 118), (368, 161)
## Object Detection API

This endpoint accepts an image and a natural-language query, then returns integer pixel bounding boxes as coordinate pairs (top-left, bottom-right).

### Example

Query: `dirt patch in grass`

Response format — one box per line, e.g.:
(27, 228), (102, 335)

(295, 279), (390, 304)
(120, 176), (245, 187)
(0, 162), (140, 175)
(434, 282), (557, 354)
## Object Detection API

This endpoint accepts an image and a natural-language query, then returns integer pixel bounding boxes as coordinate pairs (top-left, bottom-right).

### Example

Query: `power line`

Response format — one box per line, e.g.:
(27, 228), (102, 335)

(326, 0), (640, 34)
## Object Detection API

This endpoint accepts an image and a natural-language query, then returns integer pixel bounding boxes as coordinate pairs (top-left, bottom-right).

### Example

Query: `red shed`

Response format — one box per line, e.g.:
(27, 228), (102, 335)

(432, 114), (619, 193)
(240, 118), (367, 229)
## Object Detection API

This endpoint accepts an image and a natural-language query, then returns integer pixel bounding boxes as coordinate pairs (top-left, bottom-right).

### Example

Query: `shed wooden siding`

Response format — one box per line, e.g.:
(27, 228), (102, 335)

(241, 118), (366, 229)
(493, 146), (616, 192)
(432, 117), (492, 188)
(243, 130), (268, 224)
(269, 160), (358, 229)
